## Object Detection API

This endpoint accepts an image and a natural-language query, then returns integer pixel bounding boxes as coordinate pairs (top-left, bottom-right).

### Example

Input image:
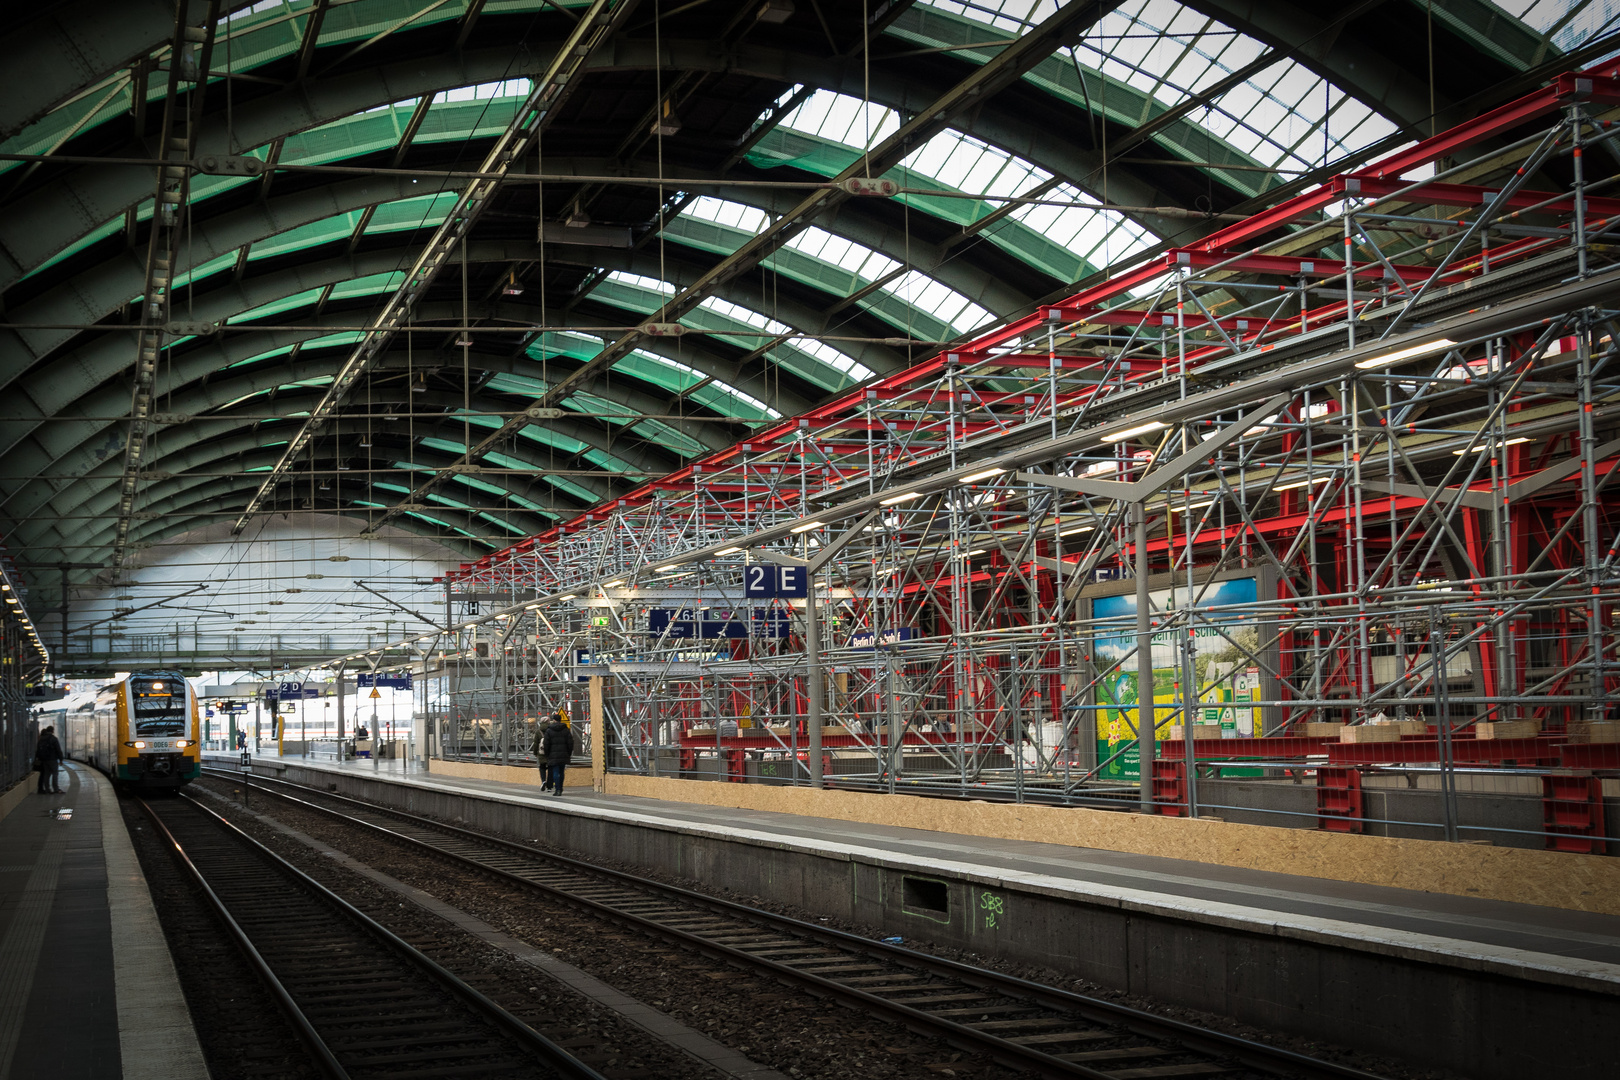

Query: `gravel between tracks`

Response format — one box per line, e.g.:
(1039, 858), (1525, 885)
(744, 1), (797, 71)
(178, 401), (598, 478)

(196, 778), (1009, 1080)
(202, 774), (1466, 1080)
(118, 790), (322, 1080)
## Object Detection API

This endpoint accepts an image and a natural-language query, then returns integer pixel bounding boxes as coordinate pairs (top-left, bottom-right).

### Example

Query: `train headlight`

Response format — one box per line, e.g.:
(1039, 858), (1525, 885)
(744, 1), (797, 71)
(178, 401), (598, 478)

(132, 740), (146, 749)
(174, 740), (187, 748)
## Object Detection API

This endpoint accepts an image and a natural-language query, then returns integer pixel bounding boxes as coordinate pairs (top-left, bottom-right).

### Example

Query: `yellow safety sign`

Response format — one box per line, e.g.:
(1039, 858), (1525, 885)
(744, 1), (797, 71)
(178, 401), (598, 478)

(369, 687), (381, 698)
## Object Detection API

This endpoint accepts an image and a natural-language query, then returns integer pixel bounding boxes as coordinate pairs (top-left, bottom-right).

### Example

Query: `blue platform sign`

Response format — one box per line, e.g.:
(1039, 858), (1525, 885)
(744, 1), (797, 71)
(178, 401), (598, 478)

(358, 673), (413, 690)
(742, 564), (808, 598)
(266, 682), (320, 700)
(649, 607), (698, 638)
(651, 607), (791, 639)
(848, 627), (916, 649)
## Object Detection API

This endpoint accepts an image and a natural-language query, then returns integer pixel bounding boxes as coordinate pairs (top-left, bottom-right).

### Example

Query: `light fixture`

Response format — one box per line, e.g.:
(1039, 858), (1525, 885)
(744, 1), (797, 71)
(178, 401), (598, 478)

(1168, 500), (1217, 514)
(716, 546), (743, 555)
(757, 0), (795, 23)
(649, 99), (682, 137)
(966, 548), (986, 556)
(958, 467), (1005, 483)
(881, 491), (924, 505)
(603, 580), (624, 587)
(502, 271), (524, 296)
(525, 602), (543, 609)
(656, 564), (682, 572)
(358, 438), (372, 447)
(1059, 524), (1095, 535)
(1354, 337), (1457, 369)
(1452, 437), (1530, 455)
(454, 332), (473, 347)
(1275, 475), (1333, 491)
(790, 520), (825, 533)
(1100, 420), (1166, 442)
(557, 594), (575, 600)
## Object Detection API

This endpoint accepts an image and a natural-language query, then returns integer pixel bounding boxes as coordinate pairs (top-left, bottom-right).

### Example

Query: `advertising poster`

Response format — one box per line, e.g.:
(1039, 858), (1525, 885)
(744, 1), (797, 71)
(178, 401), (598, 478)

(1091, 576), (1260, 782)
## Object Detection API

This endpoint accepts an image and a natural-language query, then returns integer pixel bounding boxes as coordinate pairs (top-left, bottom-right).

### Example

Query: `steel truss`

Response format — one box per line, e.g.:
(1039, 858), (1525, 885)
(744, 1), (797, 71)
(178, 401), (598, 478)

(383, 67), (1620, 851)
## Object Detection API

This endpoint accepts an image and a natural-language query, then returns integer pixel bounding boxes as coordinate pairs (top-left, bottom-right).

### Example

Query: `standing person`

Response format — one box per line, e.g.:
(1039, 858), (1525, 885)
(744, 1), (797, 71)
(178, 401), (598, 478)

(35, 725), (63, 795)
(537, 711), (574, 797)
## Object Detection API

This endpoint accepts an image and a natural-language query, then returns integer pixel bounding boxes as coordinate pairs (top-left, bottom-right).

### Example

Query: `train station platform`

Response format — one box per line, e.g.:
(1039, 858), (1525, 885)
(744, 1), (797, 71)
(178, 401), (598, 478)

(210, 749), (1617, 1080)
(0, 763), (207, 1080)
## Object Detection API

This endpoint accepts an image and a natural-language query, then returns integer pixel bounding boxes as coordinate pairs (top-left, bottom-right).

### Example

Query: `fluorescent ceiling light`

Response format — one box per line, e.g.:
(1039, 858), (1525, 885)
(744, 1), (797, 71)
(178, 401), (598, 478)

(716, 546), (743, 555)
(881, 491), (924, 504)
(1168, 500), (1217, 514)
(1275, 475), (1333, 491)
(1059, 524), (1095, 535)
(1452, 437), (1530, 455)
(603, 580), (624, 587)
(525, 602), (542, 609)
(790, 520), (825, 533)
(959, 467), (1005, 483)
(557, 594), (575, 600)
(656, 564), (683, 572)
(1100, 420), (1166, 443)
(1354, 337), (1457, 369)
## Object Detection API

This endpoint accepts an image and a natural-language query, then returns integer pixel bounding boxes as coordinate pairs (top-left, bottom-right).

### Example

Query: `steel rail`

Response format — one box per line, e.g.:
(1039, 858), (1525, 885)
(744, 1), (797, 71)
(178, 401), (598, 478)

(207, 767), (1395, 1080)
(136, 793), (350, 1080)
(143, 789), (609, 1080)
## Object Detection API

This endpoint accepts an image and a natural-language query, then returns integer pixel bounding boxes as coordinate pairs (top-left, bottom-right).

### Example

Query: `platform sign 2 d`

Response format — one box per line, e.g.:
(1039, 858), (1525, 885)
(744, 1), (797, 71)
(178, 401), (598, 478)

(266, 681), (321, 700)
(742, 563), (808, 598)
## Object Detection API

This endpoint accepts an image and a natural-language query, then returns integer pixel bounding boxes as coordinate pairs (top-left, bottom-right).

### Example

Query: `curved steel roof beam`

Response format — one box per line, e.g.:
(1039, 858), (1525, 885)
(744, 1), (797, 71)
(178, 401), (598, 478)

(0, 173), (422, 377)
(0, 305), (734, 514)
(0, 371), (673, 528)
(26, 452), (536, 558)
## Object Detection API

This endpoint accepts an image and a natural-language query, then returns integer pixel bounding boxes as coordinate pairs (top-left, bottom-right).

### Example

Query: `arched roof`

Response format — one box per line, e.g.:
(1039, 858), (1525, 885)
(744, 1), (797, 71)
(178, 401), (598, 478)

(0, 0), (1608, 586)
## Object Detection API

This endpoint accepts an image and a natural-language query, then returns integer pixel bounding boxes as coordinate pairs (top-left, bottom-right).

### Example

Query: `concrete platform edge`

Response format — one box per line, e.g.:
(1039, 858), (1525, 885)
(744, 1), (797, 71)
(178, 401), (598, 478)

(0, 778), (34, 824)
(229, 755), (1620, 997)
(92, 768), (209, 1080)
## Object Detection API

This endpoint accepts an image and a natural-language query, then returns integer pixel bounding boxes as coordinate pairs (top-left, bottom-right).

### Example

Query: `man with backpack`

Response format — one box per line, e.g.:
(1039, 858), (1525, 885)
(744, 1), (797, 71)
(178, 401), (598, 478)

(532, 711), (574, 796)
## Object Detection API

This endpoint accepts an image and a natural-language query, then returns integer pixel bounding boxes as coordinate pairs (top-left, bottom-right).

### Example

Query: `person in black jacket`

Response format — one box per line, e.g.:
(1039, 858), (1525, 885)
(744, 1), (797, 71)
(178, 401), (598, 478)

(35, 726), (63, 794)
(533, 712), (574, 796)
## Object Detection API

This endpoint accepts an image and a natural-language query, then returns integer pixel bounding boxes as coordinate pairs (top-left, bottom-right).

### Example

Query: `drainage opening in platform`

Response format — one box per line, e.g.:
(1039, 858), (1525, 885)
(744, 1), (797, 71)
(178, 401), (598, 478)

(902, 876), (949, 917)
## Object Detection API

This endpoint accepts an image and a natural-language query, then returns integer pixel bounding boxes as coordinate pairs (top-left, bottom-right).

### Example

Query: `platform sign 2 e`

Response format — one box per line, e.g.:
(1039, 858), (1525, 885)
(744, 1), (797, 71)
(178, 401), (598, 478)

(743, 564), (808, 598)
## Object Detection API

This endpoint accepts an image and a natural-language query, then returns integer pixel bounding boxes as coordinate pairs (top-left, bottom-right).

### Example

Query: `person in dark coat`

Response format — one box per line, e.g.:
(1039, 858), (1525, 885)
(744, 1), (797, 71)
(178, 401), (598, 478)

(533, 712), (574, 796)
(35, 726), (63, 794)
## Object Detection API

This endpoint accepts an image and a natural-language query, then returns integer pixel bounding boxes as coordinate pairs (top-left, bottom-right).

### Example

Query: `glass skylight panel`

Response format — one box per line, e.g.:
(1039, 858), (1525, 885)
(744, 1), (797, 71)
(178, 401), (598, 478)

(1495, 0), (1619, 53)
(791, 338), (873, 380)
(439, 78), (533, 103)
(921, 0), (1063, 34)
(1202, 59), (1399, 175)
(697, 297), (789, 336)
(902, 129), (1047, 207)
(881, 271), (993, 335)
(604, 271), (675, 297)
(1006, 182), (1155, 272)
(780, 89), (899, 149)
(681, 196), (771, 234)
(782, 226), (901, 281)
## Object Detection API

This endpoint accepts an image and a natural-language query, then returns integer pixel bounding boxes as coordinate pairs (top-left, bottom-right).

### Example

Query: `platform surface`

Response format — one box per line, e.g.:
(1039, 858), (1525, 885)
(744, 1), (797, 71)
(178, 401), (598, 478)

(0, 763), (207, 1080)
(217, 749), (1620, 989)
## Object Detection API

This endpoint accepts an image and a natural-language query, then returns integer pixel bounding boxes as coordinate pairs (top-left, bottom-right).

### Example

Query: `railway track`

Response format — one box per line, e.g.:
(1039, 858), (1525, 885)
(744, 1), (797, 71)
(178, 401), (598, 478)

(201, 767), (1392, 1080)
(138, 790), (608, 1080)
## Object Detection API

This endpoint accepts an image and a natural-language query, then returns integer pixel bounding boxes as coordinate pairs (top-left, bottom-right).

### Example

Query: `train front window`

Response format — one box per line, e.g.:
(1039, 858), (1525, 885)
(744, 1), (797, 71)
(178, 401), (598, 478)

(133, 678), (186, 736)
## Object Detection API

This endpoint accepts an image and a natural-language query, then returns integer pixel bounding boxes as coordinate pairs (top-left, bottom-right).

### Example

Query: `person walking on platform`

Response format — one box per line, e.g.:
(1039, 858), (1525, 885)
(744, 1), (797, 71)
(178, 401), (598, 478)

(35, 725), (63, 794)
(535, 711), (573, 796)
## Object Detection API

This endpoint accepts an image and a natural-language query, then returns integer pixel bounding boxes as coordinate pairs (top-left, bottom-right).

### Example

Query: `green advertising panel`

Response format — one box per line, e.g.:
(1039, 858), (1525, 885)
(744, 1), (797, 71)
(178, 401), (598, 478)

(1092, 576), (1261, 782)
